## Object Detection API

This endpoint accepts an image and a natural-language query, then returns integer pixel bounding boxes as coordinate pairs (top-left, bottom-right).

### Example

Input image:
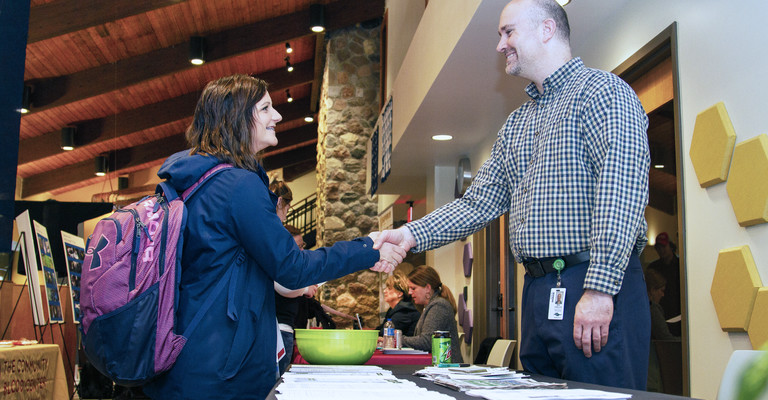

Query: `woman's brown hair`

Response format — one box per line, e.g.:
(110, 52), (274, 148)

(386, 271), (412, 302)
(186, 74), (268, 172)
(408, 265), (457, 314)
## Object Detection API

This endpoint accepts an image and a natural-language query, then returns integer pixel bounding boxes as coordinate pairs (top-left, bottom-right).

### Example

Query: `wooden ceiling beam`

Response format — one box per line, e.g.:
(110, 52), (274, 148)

(263, 146), (317, 171)
(283, 159), (318, 182)
(22, 123), (318, 197)
(26, 0), (384, 112)
(28, 0), (187, 44)
(18, 64), (314, 166)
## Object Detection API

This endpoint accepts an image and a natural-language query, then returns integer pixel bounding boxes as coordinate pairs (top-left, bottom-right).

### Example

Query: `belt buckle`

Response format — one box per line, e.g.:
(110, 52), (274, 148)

(525, 260), (545, 277)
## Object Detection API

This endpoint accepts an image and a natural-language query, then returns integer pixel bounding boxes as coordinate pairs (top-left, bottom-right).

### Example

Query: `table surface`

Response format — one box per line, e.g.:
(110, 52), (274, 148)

(268, 364), (695, 400)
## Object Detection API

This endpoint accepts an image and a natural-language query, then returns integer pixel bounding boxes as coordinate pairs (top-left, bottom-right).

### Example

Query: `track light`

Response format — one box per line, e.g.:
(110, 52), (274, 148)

(304, 115), (314, 123)
(285, 42), (293, 54)
(95, 156), (108, 177)
(309, 4), (326, 33)
(189, 36), (205, 65)
(19, 85), (32, 114)
(286, 89), (293, 103)
(285, 57), (293, 72)
(61, 127), (76, 151)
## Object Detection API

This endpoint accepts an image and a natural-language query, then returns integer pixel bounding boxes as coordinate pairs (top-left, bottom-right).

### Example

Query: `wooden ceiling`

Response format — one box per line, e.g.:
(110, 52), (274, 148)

(18, 0), (384, 200)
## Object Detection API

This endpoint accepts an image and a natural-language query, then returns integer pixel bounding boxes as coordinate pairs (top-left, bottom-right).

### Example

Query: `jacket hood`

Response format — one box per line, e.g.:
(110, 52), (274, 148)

(158, 150), (221, 192)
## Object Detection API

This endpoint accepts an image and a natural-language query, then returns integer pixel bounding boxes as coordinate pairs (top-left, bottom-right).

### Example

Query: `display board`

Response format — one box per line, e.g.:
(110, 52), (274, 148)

(14, 210), (46, 326)
(33, 221), (64, 323)
(60, 231), (85, 324)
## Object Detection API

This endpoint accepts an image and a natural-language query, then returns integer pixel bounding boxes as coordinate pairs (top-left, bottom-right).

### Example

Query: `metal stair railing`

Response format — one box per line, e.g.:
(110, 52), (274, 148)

(285, 192), (316, 236)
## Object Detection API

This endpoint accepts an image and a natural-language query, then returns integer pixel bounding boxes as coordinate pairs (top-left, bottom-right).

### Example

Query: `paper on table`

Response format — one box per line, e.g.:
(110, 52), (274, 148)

(464, 388), (632, 400)
(381, 348), (429, 355)
(276, 366), (455, 400)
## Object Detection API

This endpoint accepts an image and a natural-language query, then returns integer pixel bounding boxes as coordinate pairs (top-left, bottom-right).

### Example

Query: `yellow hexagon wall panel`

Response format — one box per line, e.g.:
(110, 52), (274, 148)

(748, 288), (768, 348)
(726, 134), (768, 227)
(689, 102), (737, 187)
(711, 245), (763, 331)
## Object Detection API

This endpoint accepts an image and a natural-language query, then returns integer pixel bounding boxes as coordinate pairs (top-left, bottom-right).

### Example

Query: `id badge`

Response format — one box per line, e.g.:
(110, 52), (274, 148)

(548, 288), (566, 320)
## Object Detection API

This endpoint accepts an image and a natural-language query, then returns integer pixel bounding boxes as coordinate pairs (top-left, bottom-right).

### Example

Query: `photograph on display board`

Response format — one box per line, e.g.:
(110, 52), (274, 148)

(33, 220), (65, 324)
(14, 210), (46, 326)
(60, 231), (85, 324)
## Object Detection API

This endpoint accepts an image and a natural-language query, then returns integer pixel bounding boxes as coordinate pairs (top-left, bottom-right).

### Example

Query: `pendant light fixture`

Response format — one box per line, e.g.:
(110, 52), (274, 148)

(309, 4), (326, 33)
(285, 89), (293, 103)
(61, 127), (76, 151)
(189, 36), (206, 65)
(285, 42), (293, 54)
(19, 85), (32, 114)
(95, 156), (108, 176)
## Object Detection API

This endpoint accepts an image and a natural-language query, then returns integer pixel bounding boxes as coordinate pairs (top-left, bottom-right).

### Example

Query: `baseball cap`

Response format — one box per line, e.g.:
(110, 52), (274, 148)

(655, 232), (669, 246)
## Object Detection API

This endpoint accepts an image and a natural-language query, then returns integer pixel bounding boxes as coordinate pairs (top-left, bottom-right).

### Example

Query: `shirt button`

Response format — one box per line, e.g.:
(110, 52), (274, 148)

(520, 218), (525, 224)
(535, 131), (540, 136)
(614, 280), (620, 286)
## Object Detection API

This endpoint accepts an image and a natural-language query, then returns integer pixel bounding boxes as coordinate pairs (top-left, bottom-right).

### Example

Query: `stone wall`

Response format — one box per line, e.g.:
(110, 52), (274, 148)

(315, 22), (382, 329)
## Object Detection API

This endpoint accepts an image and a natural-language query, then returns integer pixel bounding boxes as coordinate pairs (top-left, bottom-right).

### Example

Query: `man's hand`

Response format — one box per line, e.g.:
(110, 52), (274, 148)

(369, 242), (407, 274)
(372, 226), (417, 252)
(573, 289), (614, 358)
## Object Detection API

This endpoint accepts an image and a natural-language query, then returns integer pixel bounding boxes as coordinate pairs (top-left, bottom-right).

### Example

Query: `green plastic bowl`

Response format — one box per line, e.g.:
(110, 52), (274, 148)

(294, 329), (378, 365)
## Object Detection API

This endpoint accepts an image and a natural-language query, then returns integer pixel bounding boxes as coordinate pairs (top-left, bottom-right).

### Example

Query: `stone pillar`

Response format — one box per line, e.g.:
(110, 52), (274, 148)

(316, 22), (382, 329)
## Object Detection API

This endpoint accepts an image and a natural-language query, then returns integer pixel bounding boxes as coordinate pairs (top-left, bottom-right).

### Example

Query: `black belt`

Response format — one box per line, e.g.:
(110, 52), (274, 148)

(522, 251), (590, 278)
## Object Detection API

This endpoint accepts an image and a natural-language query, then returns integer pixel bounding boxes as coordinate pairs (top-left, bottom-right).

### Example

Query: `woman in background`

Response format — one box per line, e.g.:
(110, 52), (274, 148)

(402, 265), (463, 362)
(376, 271), (420, 336)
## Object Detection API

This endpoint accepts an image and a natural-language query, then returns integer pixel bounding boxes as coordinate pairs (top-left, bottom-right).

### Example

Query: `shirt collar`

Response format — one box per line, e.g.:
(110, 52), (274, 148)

(524, 57), (584, 100)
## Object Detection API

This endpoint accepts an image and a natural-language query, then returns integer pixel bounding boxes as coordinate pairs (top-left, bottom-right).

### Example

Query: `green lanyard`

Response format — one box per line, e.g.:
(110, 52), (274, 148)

(553, 258), (565, 287)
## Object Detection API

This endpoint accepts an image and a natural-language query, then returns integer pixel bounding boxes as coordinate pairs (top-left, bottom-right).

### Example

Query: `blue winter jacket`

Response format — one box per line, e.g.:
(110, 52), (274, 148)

(143, 150), (380, 399)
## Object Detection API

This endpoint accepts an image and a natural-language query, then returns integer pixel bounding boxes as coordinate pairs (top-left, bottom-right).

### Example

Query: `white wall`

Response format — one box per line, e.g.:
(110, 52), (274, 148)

(572, 1), (768, 398)
(384, 0), (426, 100)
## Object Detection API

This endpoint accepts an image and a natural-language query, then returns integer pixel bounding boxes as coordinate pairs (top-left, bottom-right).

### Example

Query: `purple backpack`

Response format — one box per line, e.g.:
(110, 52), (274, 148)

(80, 164), (232, 386)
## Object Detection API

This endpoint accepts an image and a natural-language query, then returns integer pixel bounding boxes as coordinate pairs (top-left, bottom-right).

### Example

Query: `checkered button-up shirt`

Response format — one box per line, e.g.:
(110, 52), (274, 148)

(407, 58), (649, 295)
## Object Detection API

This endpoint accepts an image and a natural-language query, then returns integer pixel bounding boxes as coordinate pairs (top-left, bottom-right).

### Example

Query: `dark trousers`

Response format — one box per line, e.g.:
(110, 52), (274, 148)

(519, 253), (650, 390)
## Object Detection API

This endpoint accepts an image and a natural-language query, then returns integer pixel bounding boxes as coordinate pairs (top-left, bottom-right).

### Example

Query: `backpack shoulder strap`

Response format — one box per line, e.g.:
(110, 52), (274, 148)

(156, 163), (234, 202)
(181, 163), (234, 201)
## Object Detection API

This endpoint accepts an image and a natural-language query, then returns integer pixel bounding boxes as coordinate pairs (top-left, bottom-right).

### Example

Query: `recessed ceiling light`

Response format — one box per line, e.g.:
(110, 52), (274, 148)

(432, 135), (453, 141)
(654, 164), (665, 169)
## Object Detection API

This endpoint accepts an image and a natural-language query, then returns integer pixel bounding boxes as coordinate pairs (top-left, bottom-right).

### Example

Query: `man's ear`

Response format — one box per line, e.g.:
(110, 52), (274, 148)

(541, 18), (557, 43)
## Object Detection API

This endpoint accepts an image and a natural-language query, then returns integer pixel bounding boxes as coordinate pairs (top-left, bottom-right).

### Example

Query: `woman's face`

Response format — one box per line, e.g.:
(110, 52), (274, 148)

(250, 92), (282, 153)
(383, 285), (402, 306)
(408, 280), (431, 306)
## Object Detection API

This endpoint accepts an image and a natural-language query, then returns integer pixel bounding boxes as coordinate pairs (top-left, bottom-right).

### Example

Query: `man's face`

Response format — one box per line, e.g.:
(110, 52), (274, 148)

(496, 0), (540, 78)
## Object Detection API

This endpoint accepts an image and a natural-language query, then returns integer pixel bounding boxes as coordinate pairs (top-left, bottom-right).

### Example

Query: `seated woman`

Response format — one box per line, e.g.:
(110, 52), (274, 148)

(402, 265), (463, 362)
(376, 271), (420, 336)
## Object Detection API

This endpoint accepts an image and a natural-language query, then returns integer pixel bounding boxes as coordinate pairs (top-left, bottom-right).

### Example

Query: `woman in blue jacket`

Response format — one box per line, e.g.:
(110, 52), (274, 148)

(142, 74), (403, 399)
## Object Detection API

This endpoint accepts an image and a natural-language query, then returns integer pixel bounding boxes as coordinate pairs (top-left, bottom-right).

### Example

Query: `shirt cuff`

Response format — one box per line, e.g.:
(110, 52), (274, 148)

(583, 263), (625, 296)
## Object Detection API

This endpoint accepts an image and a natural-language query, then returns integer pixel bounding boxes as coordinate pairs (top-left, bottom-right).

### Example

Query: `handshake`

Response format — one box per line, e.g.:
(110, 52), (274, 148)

(367, 226), (418, 274)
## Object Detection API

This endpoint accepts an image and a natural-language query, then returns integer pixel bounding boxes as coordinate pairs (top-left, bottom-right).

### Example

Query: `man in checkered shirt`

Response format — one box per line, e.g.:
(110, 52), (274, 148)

(374, 0), (651, 390)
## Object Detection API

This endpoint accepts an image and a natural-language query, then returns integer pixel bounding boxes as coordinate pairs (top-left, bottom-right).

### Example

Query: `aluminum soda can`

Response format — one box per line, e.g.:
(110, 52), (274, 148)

(395, 329), (402, 349)
(431, 331), (451, 365)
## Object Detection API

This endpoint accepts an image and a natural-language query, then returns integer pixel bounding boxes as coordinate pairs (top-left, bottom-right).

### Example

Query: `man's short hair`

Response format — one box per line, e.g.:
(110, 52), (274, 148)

(532, 0), (570, 43)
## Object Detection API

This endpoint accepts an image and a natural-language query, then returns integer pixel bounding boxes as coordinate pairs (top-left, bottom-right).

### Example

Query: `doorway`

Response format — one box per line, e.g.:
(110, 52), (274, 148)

(614, 23), (688, 396)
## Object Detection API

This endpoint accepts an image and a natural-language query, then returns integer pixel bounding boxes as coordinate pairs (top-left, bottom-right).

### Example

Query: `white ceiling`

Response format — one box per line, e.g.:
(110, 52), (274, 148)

(381, 0), (629, 198)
